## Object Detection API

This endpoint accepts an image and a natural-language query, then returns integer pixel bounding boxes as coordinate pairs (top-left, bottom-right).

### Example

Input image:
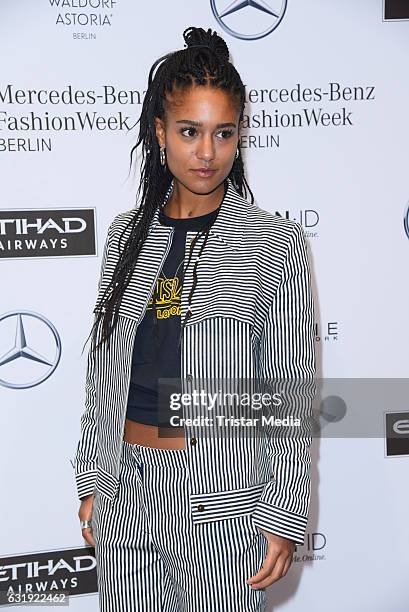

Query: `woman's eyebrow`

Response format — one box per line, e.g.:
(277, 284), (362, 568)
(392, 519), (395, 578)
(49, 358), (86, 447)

(175, 119), (237, 128)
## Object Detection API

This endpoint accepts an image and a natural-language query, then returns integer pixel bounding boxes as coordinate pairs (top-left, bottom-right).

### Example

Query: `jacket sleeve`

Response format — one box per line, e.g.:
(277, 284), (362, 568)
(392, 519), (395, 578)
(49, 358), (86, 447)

(251, 222), (316, 546)
(74, 219), (114, 501)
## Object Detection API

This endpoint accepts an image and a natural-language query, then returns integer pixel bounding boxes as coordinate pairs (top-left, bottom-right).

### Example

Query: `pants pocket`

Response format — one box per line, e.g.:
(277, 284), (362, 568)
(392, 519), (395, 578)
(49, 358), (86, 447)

(244, 512), (263, 538)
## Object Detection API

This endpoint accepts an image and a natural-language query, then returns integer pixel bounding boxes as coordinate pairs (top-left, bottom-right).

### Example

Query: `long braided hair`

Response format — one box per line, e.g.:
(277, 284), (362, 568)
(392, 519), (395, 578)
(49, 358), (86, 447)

(84, 26), (253, 355)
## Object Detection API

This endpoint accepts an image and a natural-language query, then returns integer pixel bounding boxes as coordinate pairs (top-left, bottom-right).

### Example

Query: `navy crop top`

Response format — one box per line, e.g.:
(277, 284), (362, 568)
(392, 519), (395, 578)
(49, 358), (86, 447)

(125, 203), (220, 427)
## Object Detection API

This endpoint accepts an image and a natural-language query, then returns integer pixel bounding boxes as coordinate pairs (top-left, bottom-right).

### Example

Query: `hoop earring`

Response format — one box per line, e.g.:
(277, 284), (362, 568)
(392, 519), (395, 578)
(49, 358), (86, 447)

(160, 147), (166, 166)
(235, 148), (239, 159)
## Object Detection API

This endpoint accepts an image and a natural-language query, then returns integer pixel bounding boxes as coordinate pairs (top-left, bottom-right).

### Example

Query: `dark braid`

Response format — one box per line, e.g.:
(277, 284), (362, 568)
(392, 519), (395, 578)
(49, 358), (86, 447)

(177, 213), (214, 347)
(82, 26), (254, 356)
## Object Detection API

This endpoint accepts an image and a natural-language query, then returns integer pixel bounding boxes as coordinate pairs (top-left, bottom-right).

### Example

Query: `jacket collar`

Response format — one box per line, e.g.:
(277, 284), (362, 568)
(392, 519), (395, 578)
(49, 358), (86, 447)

(147, 178), (251, 252)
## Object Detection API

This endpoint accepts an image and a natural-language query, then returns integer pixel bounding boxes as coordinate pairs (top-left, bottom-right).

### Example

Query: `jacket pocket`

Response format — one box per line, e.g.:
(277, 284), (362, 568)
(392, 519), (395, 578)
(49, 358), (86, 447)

(190, 481), (269, 524)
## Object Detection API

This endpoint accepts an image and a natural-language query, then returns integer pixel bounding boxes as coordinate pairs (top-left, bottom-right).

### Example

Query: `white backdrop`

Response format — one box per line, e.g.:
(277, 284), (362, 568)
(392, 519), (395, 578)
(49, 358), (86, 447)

(1, 1), (409, 610)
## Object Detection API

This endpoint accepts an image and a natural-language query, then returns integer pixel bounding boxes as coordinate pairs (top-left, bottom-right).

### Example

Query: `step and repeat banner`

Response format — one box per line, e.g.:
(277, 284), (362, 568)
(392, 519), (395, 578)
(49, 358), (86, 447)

(1, 1), (408, 610)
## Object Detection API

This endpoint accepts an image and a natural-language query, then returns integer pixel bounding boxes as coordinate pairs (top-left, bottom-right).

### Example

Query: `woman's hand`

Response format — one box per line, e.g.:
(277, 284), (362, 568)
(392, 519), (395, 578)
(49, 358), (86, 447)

(78, 494), (96, 547)
(247, 529), (295, 589)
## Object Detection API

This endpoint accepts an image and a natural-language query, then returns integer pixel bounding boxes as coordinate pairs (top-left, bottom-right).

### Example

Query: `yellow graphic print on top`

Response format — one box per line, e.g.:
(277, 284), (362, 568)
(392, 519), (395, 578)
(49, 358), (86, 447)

(146, 276), (182, 319)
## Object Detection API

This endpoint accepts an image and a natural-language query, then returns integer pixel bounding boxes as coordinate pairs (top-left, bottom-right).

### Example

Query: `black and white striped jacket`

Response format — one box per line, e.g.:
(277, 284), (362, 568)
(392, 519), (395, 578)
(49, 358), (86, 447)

(74, 179), (316, 546)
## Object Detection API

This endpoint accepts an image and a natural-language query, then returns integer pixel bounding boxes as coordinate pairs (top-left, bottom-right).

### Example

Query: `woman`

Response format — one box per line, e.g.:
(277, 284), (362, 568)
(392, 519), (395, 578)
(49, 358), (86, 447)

(75, 26), (316, 612)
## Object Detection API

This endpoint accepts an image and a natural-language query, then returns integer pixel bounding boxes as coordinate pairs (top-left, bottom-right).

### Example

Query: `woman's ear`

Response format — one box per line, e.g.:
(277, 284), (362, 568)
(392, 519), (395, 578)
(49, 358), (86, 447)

(154, 117), (166, 149)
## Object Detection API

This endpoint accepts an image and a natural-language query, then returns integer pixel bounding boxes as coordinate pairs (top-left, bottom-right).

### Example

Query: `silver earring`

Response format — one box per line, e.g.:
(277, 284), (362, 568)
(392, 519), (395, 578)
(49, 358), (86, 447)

(235, 148), (239, 159)
(160, 147), (166, 166)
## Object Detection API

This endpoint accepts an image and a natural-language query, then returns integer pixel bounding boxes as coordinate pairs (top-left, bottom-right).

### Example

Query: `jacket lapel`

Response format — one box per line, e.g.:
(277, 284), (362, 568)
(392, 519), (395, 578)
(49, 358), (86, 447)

(118, 179), (251, 322)
(147, 178), (250, 251)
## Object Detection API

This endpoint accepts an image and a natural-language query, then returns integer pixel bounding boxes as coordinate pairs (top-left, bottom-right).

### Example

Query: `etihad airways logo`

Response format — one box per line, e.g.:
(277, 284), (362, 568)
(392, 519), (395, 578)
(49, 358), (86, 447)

(0, 546), (97, 599)
(210, 0), (287, 40)
(383, 0), (409, 20)
(385, 411), (409, 457)
(0, 208), (97, 258)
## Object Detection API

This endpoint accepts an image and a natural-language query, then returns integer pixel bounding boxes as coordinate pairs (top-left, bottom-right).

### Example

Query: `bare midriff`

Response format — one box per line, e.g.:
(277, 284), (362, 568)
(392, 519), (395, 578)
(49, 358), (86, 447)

(123, 418), (186, 449)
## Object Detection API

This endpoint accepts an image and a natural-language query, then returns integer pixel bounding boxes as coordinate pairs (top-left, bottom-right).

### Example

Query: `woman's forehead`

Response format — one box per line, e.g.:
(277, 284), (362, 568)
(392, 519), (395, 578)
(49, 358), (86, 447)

(164, 86), (239, 121)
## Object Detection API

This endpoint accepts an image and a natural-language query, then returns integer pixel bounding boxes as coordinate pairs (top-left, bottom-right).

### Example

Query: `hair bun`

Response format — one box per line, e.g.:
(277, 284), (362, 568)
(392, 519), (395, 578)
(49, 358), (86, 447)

(183, 26), (230, 63)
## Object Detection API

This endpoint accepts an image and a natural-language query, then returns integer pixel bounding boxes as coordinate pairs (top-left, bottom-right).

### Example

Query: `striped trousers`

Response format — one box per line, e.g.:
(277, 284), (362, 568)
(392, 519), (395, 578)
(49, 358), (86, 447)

(92, 439), (269, 611)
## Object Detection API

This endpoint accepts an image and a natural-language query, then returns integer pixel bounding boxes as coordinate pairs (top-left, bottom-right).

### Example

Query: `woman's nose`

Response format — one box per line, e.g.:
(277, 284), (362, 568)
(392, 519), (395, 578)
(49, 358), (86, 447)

(196, 135), (215, 163)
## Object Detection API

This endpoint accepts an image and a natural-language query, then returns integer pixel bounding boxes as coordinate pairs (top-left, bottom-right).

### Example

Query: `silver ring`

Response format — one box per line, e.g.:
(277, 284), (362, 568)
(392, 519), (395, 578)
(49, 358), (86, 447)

(80, 520), (92, 530)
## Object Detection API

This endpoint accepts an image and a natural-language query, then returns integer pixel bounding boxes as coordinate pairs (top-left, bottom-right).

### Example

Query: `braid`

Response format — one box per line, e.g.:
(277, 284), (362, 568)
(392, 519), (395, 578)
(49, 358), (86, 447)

(177, 217), (213, 348)
(82, 26), (253, 356)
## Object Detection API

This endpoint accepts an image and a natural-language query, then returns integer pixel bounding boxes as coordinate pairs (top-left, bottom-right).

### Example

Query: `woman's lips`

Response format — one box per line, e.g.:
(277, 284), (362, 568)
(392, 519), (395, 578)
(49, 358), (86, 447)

(190, 168), (217, 178)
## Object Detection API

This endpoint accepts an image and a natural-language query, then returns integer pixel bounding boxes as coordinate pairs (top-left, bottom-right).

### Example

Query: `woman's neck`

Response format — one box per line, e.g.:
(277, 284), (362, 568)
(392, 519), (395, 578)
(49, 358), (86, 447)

(163, 180), (225, 219)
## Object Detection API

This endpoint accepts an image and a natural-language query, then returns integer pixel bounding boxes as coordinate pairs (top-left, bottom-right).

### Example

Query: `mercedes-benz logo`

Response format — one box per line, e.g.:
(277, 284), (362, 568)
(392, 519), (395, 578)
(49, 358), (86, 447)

(210, 0), (287, 40)
(0, 311), (62, 389)
(404, 200), (409, 240)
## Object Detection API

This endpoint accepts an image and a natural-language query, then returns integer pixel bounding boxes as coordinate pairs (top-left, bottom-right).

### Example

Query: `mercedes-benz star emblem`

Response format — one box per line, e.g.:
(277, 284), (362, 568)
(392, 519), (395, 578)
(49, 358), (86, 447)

(210, 0), (287, 40)
(404, 201), (409, 240)
(0, 311), (62, 389)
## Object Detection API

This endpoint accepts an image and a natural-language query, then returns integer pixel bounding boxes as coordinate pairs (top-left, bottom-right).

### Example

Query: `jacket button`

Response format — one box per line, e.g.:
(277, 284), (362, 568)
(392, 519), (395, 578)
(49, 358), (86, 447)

(190, 437), (197, 446)
(197, 504), (205, 512)
(186, 374), (193, 383)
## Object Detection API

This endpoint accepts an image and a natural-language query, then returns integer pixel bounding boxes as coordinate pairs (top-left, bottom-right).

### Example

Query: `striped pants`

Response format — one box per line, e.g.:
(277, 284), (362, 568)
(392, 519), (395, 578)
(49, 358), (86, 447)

(92, 440), (269, 611)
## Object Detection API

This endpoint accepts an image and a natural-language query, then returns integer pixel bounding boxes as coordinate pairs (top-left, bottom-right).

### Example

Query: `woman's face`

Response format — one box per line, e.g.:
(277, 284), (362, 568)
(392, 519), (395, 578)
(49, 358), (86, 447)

(155, 86), (240, 195)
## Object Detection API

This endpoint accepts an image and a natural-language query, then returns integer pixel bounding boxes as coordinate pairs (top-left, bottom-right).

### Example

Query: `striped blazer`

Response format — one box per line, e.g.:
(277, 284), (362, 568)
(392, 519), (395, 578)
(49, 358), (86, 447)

(74, 179), (316, 546)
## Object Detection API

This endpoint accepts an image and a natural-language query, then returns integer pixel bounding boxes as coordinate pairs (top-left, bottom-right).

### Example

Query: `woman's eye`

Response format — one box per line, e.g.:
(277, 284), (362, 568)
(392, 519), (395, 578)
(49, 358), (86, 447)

(180, 127), (233, 140)
(217, 129), (234, 139)
(180, 127), (197, 138)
